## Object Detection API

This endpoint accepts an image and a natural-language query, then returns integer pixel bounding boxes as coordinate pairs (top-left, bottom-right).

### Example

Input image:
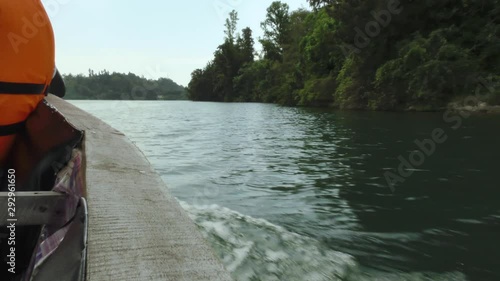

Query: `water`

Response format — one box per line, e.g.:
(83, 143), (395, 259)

(70, 101), (500, 281)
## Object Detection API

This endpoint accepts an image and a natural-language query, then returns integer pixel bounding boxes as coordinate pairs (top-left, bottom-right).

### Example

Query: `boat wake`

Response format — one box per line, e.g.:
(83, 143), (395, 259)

(179, 201), (467, 281)
(180, 201), (356, 281)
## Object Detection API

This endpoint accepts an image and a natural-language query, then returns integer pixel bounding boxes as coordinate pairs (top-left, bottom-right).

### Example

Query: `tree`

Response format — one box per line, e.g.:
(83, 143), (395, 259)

(260, 1), (291, 61)
(188, 0), (500, 109)
(237, 27), (255, 64)
(224, 10), (239, 44)
(306, 0), (335, 9)
(65, 70), (187, 100)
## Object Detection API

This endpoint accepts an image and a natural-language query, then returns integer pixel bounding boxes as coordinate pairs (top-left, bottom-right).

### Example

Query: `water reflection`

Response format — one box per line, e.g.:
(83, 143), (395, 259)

(299, 108), (500, 279)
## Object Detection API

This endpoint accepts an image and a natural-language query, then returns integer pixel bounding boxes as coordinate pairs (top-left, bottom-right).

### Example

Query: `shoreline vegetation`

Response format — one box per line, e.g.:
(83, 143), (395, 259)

(63, 70), (188, 100)
(187, 0), (500, 112)
(448, 103), (500, 114)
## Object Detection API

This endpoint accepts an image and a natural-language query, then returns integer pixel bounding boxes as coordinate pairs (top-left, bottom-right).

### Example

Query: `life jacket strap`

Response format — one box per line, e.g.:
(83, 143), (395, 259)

(0, 81), (46, 95)
(0, 122), (25, 136)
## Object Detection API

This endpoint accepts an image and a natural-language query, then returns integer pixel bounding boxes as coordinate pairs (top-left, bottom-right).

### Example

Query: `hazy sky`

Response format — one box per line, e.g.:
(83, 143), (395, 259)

(44, 0), (309, 86)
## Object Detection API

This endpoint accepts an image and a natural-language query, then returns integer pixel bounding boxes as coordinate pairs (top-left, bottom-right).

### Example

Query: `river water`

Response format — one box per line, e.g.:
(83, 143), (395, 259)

(71, 101), (500, 281)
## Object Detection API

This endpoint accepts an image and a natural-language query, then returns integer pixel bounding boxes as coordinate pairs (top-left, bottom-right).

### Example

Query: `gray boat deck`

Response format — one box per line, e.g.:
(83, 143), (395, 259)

(46, 96), (232, 281)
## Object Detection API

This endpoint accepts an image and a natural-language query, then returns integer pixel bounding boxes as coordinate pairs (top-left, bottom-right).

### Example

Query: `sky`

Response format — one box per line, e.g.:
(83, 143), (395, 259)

(44, 0), (309, 87)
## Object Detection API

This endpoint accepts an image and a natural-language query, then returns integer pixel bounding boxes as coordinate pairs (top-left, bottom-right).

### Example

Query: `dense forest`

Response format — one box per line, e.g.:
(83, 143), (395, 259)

(188, 0), (500, 110)
(64, 70), (187, 100)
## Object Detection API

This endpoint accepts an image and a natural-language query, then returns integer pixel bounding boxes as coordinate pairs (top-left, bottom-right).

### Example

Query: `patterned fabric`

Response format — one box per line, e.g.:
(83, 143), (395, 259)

(23, 149), (85, 280)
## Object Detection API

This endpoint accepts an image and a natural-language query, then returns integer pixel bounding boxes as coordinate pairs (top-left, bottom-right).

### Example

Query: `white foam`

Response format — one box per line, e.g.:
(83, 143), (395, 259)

(180, 201), (357, 281)
(179, 201), (468, 281)
(265, 250), (289, 262)
(227, 243), (254, 272)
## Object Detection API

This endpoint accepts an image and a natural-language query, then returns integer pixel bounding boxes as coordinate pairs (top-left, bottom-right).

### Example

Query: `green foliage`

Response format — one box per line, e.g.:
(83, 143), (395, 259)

(300, 8), (340, 76)
(64, 70), (187, 100)
(298, 77), (336, 106)
(188, 0), (500, 110)
(237, 27), (255, 64)
(335, 56), (366, 109)
(225, 10), (239, 44)
(233, 60), (268, 102)
(260, 1), (291, 61)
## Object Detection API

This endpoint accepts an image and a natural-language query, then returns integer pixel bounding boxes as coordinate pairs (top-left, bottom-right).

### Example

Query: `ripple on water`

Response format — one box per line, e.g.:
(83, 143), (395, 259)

(71, 101), (492, 280)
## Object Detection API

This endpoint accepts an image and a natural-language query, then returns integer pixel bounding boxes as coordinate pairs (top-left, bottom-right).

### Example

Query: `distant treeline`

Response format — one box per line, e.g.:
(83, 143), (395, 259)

(188, 0), (499, 110)
(64, 70), (188, 100)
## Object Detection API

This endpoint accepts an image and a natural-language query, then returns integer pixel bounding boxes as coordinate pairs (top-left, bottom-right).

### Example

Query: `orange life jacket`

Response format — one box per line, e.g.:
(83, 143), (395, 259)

(0, 0), (55, 165)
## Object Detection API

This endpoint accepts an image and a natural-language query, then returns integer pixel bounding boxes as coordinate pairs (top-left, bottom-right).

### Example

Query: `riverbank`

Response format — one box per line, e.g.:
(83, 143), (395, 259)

(448, 102), (500, 114)
(188, 2), (499, 112)
(188, 99), (500, 114)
